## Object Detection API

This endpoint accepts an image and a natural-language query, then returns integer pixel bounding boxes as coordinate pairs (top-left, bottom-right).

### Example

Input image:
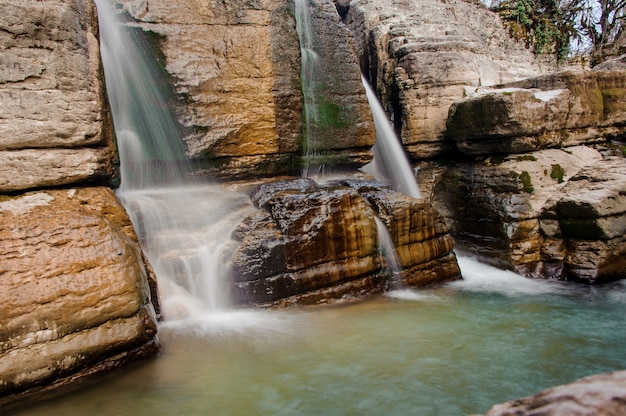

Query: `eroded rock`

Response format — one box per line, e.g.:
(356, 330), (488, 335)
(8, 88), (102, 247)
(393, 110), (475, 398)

(0, 187), (157, 400)
(231, 178), (460, 306)
(343, 0), (554, 159)
(0, 0), (116, 192)
(447, 70), (626, 155)
(433, 146), (626, 282)
(115, 0), (374, 178)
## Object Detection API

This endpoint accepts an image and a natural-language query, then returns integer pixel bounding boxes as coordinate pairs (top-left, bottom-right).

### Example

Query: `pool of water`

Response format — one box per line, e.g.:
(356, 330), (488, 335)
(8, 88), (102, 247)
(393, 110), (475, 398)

(12, 257), (626, 416)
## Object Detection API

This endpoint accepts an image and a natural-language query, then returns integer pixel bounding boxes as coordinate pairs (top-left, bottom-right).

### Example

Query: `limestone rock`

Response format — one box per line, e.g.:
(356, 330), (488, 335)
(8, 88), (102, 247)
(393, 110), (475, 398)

(433, 146), (626, 282)
(0, 0), (116, 192)
(0, 187), (157, 399)
(343, 0), (554, 159)
(541, 157), (626, 283)
(231, 178), (460, 306)
(483, 370), (626, 416)
(115, 0), (374, 178)
(448, 70), (626, 155)
(300, 0), (376, 169)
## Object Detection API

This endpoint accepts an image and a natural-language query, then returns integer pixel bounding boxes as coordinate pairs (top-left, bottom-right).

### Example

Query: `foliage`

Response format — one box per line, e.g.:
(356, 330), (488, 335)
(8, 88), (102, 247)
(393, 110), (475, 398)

(492, 0), (576, 60)
(487, 0), (625, 64)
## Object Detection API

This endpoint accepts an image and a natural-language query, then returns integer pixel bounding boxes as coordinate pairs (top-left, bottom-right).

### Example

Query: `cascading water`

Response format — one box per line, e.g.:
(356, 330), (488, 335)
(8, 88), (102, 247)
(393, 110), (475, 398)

(95, 0), (253, 319)
(374, 217), (403, 289)
(295, 0), (326, 177)
(362, 75), (422, 199)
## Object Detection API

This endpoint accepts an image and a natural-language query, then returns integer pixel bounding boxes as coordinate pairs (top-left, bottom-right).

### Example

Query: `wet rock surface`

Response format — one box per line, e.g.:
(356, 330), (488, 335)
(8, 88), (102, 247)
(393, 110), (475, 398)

(0, 187), (157, 402)
(231, 178), (460, 307)
(115, 0), (374, 178)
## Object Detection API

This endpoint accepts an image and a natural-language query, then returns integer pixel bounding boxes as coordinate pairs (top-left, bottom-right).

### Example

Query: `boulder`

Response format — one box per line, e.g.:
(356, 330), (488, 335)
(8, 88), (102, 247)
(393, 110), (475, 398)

(114, 0), (375, 178)
(231, 178), (460, 307)
(447, 70), (626, 155)
(483, 370), (626, 416)
(0, 0), (116, 192)
(343, 0), (554, 159)
(0, 187), (157, 402)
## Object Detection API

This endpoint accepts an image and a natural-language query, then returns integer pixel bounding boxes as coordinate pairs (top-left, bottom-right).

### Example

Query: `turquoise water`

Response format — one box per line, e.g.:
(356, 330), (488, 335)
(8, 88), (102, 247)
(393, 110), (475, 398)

(12, 257), (626, 416)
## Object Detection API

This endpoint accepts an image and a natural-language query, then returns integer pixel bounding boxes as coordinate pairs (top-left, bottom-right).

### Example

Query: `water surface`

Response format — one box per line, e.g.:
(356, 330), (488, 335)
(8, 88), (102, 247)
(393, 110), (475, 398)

(13, 257), (626, 416)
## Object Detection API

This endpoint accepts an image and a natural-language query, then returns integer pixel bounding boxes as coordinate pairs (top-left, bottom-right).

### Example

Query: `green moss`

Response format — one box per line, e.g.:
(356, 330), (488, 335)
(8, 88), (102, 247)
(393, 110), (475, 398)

(519, 171), (534, 193)
(515, 155), (538, 162)
(316, 96), (350, 130)
(550, 164), (566, 183)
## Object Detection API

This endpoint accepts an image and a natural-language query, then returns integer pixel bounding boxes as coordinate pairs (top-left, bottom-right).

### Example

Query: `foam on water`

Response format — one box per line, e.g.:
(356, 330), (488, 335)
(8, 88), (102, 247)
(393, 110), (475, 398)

(452, 255), (570, 296)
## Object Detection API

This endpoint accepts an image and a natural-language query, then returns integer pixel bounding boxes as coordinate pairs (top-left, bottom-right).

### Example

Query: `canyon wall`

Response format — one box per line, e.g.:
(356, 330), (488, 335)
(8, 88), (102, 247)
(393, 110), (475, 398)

(343, 0), (555, 159)
(115, 0), (375, 178)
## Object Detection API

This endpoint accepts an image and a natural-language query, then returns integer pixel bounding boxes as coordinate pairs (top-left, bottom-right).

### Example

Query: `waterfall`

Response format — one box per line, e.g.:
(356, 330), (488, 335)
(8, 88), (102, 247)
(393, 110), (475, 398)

(295, 0), (325, 177)
(96, 0), (189, 191)
(95, 0), (252, 319)
(374, 217), (403, 289)
(361, 75), (422, 199)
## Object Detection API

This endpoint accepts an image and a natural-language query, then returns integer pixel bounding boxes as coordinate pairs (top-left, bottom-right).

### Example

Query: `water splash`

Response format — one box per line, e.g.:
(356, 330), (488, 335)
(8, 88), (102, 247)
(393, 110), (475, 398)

(374, 217), (403, 289)
(361, 75), (421, 199)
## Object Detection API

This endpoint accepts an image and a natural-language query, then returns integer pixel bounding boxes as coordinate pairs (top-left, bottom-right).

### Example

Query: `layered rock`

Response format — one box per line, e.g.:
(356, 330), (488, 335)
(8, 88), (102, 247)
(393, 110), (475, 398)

(231, 178), (460, 307)
(0, 187), (157, 402)
(447, 70), (626, 155)
(0, 1), (159, 404)
(0, 0), (116, 192)
(343, 0), (554, 159)
(433, 145), (626, 282)
(483, 370), (626, 416)
(114, 0), (374, 178)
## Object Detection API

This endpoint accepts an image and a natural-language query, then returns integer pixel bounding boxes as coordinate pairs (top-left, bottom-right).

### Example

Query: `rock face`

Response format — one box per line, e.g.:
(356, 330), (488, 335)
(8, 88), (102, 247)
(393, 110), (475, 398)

(0, 0), (116, 192)
(434, 68), (626, 283)
(299, 0), (376, 170)
(447, 70), (626, 155)
(0, 1), (158, 405)
(231, 178), (460, 307)
(114, 0), (375, 178)
(483, 370), (626, 416)
(0, 187), (157, 402)
(433, 146), (626, 282)
(342, 0), (554, 159)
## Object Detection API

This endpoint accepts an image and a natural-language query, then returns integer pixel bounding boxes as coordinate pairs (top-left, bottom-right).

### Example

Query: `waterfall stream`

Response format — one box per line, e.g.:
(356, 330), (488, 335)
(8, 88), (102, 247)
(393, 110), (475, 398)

(362, 76), (422, 199)
(295, 0), (323, 176)
(95, 0), (253, 320)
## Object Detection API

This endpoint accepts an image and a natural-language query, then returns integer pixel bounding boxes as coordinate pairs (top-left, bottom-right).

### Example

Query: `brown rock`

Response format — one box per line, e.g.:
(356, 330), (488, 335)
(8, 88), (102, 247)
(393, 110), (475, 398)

(231, 178), (460, 306)
(343, 0), (553, 159)
(448, 71), (626, 156)
(0, 0), (116, 192)
(0, 187), (157, 398)
(483, 370), (626, 416)
(115, 0), (374, 178)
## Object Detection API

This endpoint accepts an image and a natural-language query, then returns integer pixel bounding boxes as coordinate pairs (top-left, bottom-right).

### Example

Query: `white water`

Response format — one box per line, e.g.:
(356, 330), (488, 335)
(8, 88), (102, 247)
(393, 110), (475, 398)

(96, 0), (252, 320)
(295, 0), (322, 176)
(96, 0), (190, 191)
(362, 75), (422, 199)
(374, 217), (403, 289)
